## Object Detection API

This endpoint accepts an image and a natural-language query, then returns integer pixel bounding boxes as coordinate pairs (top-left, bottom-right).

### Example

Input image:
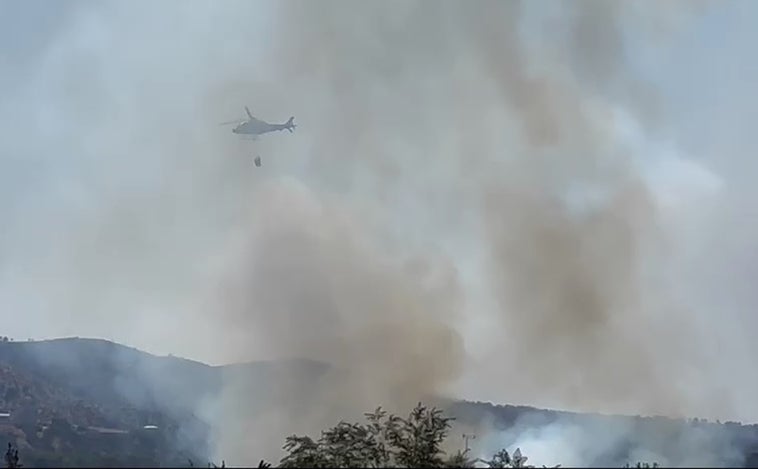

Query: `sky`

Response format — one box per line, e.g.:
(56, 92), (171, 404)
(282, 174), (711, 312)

(2, 0), (758, 427)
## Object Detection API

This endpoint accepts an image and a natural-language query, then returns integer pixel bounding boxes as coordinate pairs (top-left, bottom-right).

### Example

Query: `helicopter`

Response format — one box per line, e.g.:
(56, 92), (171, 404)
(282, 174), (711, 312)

(220, 106), (296, 140)
(220, 106), (296, 167)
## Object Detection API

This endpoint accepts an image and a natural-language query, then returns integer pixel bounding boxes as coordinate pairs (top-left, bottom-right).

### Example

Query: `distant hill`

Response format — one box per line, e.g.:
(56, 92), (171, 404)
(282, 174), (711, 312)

(443, 400), (758, 467)
(2, 337), (758, 467)
(0, 337), (327, 467)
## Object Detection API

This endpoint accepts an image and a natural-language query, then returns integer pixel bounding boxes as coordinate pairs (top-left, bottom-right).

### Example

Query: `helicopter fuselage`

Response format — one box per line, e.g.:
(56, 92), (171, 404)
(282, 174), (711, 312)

(233, 118), (279, 136)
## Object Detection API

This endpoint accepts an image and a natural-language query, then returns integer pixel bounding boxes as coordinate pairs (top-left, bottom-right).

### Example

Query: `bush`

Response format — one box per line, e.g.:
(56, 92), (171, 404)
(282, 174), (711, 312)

(4, 443), (22, 469)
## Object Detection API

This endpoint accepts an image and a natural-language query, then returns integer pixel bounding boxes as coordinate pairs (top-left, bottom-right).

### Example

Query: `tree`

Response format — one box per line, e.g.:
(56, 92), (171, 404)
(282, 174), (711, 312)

(280, 403), (453, 468)
(276, 403), (572, 469)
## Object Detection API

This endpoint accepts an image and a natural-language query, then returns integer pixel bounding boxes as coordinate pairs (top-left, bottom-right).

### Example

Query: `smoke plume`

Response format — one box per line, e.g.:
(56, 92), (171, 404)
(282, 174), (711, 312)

(3, 0), (757, 465)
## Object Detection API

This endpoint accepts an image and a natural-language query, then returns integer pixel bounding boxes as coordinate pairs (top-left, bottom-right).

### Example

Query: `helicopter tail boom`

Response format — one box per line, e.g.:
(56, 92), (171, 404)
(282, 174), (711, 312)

(284, 116), (296, 133)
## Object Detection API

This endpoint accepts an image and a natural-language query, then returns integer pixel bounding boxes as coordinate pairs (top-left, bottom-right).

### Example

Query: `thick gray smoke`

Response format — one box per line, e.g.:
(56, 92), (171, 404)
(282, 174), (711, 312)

(2, 0), (757, 466)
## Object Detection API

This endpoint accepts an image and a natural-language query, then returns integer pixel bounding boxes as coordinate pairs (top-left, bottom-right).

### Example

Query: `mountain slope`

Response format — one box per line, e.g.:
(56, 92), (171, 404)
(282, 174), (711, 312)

(446, 400), (758, 467)
(2, 337), (758, 467)
(0, 338), (328, 467)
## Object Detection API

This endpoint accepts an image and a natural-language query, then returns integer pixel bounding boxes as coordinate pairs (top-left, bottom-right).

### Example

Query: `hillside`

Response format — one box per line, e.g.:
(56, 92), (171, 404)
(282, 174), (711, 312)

(0, 338), (327, 467)
(446, 400), (758, 467)
(2, 338), (758, 467)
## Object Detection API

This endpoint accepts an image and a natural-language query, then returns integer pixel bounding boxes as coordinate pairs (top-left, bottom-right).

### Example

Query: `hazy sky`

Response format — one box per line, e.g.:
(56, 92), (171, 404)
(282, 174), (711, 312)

(2, 0), (758, 423)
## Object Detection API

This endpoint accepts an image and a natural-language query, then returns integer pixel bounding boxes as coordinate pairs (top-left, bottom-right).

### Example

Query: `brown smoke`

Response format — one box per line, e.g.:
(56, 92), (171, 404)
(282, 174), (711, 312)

(195, 0), (722, 463)
(206, 179), (466, 460)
